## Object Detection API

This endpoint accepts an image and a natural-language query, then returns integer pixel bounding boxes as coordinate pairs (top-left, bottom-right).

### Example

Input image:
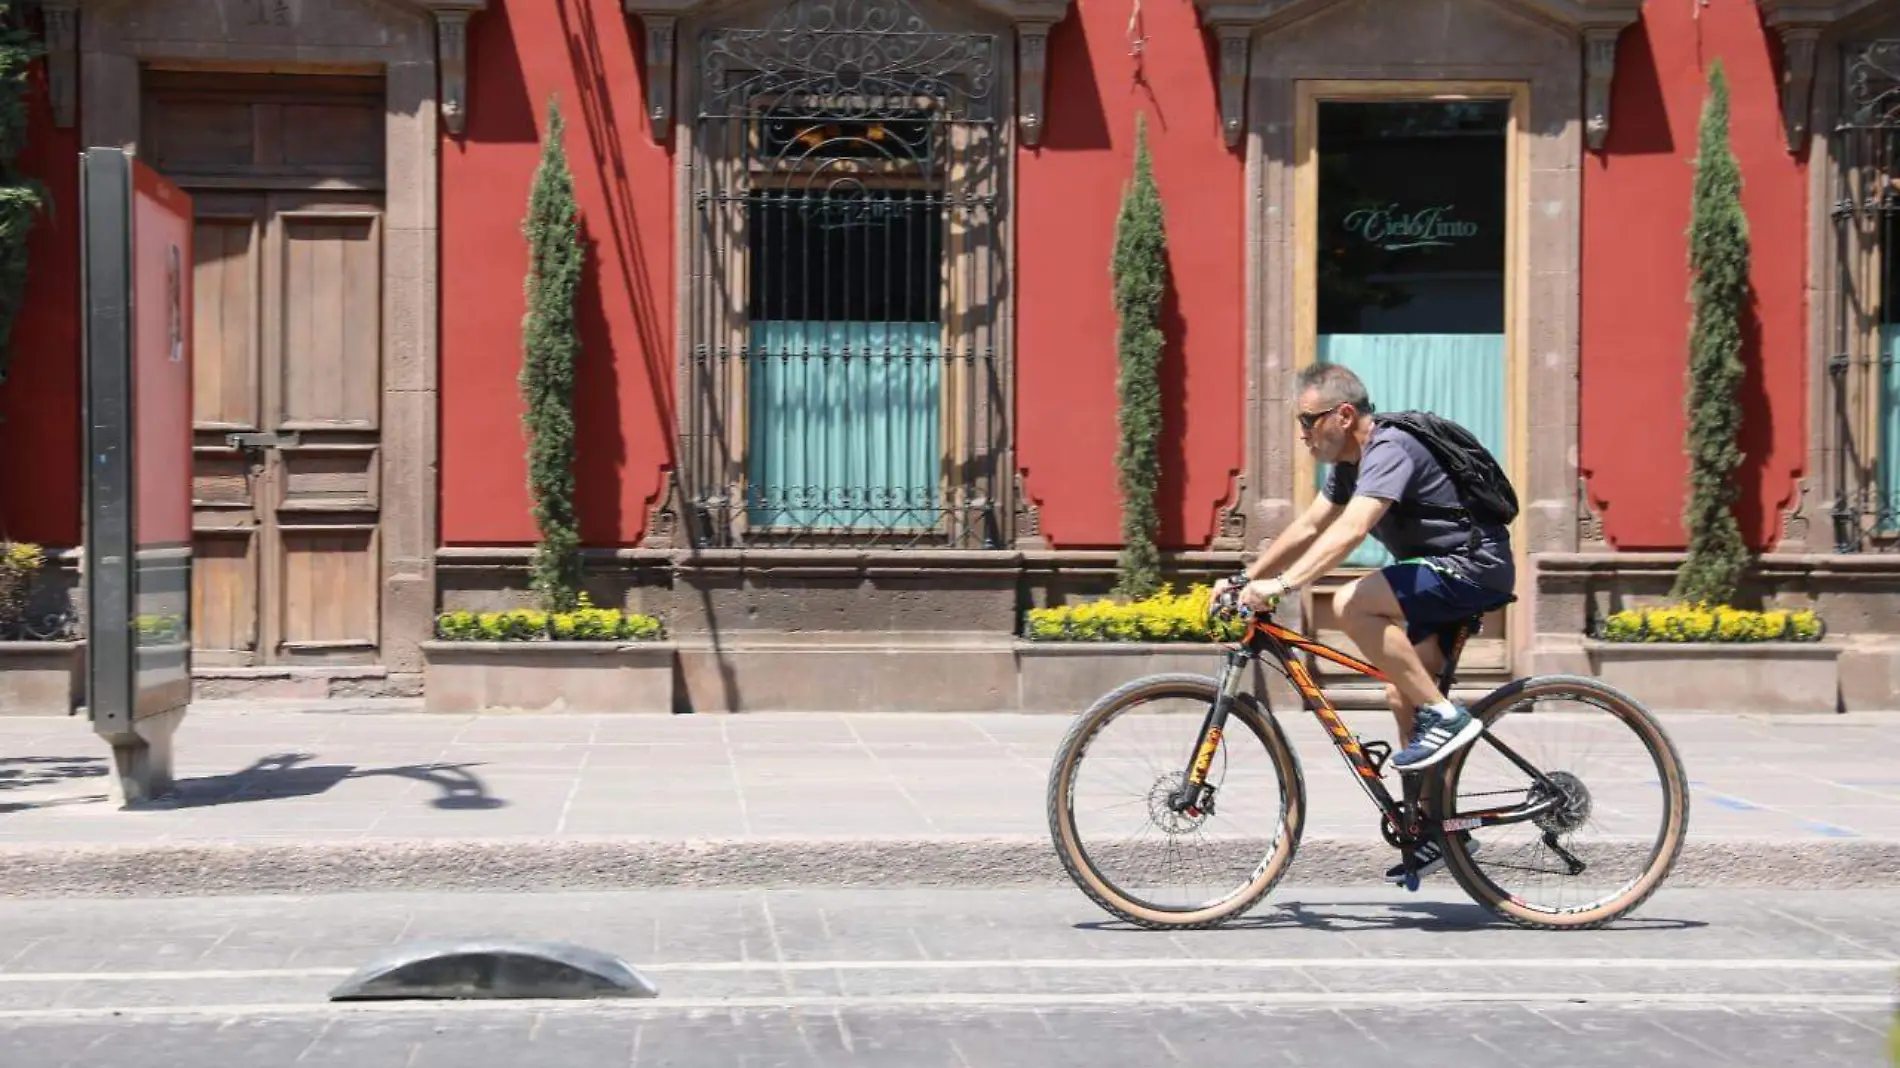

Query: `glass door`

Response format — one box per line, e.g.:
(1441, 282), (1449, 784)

(1294, 84), (1526, 672)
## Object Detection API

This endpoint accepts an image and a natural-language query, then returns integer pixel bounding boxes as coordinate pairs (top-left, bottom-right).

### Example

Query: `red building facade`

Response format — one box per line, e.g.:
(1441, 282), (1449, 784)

(2, 0), (1896, 710)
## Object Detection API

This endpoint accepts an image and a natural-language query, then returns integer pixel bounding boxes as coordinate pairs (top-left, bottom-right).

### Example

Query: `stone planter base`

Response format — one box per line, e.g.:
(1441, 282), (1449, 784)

(420, 641), (676, 714)
(1575, 639), (1845, 714)
(0, 641), (83, 716)
(1014, 641), (1261, 713)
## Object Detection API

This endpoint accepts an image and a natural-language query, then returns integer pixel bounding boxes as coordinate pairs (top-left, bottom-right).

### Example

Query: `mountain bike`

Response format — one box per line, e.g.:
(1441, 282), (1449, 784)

(1045, 585), (1690, 931)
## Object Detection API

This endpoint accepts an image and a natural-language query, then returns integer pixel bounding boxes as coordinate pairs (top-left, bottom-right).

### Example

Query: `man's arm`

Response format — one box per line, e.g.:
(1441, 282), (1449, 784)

(1244, 492), (1343, 581)
(1272, 494), (1391, 591)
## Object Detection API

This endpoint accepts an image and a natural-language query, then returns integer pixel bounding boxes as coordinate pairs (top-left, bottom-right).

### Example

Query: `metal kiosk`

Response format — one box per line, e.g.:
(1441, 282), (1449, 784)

(81, 147), (194, 805)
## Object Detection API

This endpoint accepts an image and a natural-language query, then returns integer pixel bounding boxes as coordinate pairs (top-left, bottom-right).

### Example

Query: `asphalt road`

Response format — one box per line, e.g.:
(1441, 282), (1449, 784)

(0, 886), (1892, 1066)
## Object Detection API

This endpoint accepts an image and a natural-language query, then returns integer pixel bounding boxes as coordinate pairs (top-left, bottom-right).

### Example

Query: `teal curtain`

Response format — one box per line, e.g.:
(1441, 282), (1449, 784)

(746, 321), (941, 530)
(1881, 324), (1900, 534)
(1315, 333), (1507, 567)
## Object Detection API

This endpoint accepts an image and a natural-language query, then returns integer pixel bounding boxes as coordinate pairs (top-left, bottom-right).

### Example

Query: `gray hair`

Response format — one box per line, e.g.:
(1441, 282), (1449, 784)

(1294, 362), (1375, 414)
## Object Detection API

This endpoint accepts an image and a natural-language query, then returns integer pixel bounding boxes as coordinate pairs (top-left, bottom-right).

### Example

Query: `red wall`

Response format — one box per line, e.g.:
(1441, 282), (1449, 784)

(439, 0), (674, 546)
(1016, 0), (1245, 549)
(1580, 0), (1806, 552)
(0, 49), (81, 547)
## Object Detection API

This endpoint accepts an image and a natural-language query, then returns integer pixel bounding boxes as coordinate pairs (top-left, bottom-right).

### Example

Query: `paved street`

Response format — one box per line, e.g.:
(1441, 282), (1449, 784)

(0, 886), (1891, 1066)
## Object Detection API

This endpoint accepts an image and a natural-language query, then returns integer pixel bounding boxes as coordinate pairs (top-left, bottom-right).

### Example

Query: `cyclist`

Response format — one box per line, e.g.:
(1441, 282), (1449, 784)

(1217, 361), (1516, 881)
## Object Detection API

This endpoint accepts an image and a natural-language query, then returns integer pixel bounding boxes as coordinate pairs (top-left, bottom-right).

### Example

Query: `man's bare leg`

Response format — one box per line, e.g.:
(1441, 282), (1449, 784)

(1333, 572), (1444, 732)
(1382, 637), (1447, 744)
(1332, 571), (1482, 772)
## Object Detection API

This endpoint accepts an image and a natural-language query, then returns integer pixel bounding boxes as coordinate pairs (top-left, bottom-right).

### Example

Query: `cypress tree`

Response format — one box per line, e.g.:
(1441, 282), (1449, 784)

(1112, 113), (1166, 599)
(520, 97), (585, 611)
(0, 4), (44, 390)
(1673, 60), (1752, 606)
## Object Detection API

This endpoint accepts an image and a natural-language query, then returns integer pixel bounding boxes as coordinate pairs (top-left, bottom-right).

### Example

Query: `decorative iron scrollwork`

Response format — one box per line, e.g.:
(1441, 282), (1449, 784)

(699, 0), (998, 123)
(686, 0), (1007, 550)
(1845, 41), (1900, 126)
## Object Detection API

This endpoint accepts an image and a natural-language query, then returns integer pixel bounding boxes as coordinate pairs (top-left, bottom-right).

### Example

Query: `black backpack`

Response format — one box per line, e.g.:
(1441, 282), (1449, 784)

(1370, 411), (1519, 535)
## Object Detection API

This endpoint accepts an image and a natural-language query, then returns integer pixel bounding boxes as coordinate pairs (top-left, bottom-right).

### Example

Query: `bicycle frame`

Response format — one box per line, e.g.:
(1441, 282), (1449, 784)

(1170, 609), (1570, 853)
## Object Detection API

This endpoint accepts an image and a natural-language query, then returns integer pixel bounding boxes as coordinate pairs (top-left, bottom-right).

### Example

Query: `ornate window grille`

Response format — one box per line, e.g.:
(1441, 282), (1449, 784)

(682, 0), (1007, 549)
(1831, 41), (1900, 551)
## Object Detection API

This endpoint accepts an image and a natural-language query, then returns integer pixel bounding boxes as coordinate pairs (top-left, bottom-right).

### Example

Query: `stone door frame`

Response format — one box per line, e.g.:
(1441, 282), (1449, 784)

(58, 0), (478, 680)
(1191, 0), (1643, 669)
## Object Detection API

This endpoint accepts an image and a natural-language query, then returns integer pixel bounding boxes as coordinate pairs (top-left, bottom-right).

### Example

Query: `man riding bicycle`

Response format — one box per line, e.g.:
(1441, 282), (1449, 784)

(1217, 362), (1517, 880)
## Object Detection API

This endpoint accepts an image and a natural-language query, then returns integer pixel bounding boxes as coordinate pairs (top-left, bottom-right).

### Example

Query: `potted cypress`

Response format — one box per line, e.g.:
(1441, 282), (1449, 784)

(422, 98), (672, 713)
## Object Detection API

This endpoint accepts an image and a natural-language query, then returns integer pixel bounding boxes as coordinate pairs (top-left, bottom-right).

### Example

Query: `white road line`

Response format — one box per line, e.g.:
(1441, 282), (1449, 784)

(0, 991), (1890, 1022)
(0, 957), (1893, 984)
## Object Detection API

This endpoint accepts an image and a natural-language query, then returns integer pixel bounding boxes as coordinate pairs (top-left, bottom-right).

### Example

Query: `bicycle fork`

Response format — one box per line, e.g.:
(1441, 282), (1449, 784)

(1168, 649), (1250, 817)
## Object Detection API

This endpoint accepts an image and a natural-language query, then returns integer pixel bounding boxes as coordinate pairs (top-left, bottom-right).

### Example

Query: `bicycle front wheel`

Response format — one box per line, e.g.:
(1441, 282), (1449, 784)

(1046, 673), (1306, 930)
(1432, 674), (1690, 930)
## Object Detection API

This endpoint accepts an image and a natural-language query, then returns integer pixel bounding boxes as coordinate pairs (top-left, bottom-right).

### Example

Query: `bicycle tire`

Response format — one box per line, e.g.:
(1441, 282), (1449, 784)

(1046, 672), (1307, 930)
(1430, 673), (1691, 931)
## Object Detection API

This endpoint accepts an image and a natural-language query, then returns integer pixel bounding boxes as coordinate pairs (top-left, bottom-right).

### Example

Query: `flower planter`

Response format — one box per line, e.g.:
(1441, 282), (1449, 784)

(1014, 640), (1235, 713)
(0, 641), (83, 716)
(1581, 639), (1843, 715)
(420, 641), (676, 714)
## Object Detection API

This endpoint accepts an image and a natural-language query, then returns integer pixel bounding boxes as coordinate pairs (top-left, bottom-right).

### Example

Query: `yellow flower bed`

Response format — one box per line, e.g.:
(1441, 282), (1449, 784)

(0, 540), (45, 631)
(1596, 603), (1824, 644)
(435, 594), (664, 642)
(1024, 584), (1246, 643)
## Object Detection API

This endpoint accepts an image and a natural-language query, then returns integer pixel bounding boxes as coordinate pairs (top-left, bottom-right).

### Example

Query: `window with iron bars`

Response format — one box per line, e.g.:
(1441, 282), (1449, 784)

(1831, 40), (1900, 551)
(681, 0), (1006, 550)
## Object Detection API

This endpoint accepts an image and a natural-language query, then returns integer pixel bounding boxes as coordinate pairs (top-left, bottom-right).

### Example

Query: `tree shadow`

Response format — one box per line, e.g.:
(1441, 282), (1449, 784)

(0, 755), (109, 812)
(1734, 280), (1774, 557)
(1072, 895), (1709, 933)
(0, 754), (107, 792)
(121, 752), (507, 811)
(1157, 255), (1190, 548)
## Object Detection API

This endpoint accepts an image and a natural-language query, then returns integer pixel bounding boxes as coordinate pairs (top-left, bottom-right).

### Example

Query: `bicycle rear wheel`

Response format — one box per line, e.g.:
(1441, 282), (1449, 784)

(1430, 674), (1690, 930)
(1046, 673), (1306, 930)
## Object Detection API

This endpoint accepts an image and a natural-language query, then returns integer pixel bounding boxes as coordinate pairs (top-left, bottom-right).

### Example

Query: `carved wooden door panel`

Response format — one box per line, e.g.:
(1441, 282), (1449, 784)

(189, 191), (386, 666)
(189, 193), (268, 666)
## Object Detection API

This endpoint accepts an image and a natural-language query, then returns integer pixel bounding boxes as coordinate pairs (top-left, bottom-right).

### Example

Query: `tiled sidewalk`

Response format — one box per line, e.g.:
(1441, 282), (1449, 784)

(1, 705), (1893, 845)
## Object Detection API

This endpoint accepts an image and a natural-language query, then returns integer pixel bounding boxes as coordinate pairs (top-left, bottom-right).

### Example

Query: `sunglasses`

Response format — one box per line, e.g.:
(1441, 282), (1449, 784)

(1296, 403), (1344, 431)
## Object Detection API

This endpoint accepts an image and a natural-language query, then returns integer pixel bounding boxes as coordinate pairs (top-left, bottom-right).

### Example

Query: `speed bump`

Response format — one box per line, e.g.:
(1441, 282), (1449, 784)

(328, 938), (660, 1001)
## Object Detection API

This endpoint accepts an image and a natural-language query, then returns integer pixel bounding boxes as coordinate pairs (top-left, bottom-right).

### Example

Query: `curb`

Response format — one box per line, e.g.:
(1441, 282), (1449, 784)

(0, 835), (1896, 897)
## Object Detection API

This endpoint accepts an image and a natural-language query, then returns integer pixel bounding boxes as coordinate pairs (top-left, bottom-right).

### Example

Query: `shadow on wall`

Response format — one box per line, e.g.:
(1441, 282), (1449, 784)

(465, 0), (538, 143)
(560, 0), (675, 546)
(1039, 12), (1112, 152)
(1158, 259), (1192, 547)
(1601, 19), (1674, 157)
(1736, 280), (1774, 551)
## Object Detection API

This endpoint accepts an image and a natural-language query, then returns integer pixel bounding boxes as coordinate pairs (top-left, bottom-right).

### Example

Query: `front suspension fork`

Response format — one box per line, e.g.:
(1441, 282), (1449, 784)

(1170, 650), (1250, 814)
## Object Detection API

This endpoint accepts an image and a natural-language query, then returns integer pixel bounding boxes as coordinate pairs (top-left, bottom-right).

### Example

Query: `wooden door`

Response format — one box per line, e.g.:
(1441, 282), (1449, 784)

(144, 68), (389, 668)
(189, 191), (386, 666)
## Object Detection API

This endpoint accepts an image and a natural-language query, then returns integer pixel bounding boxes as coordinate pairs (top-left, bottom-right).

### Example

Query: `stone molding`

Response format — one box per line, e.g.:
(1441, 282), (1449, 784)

(1191, 0), (1642, 150)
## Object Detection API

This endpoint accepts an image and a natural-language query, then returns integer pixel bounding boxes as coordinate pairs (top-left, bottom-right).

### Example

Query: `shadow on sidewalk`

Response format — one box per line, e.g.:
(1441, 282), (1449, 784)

(0, 755), (108, 791)
(125, 752), (508, 811)
(0, 755), (111, 812)
(1074, 896), (1708, 933)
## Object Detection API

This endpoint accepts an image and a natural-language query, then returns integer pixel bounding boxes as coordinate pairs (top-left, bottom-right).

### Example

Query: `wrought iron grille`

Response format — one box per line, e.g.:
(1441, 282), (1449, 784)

(1830, 41), (1900, 550)
(683, 0), (1006, 549)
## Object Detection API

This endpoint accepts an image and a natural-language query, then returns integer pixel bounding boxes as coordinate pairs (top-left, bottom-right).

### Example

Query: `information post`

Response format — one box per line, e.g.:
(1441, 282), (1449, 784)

(81, 147), (194, 805)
